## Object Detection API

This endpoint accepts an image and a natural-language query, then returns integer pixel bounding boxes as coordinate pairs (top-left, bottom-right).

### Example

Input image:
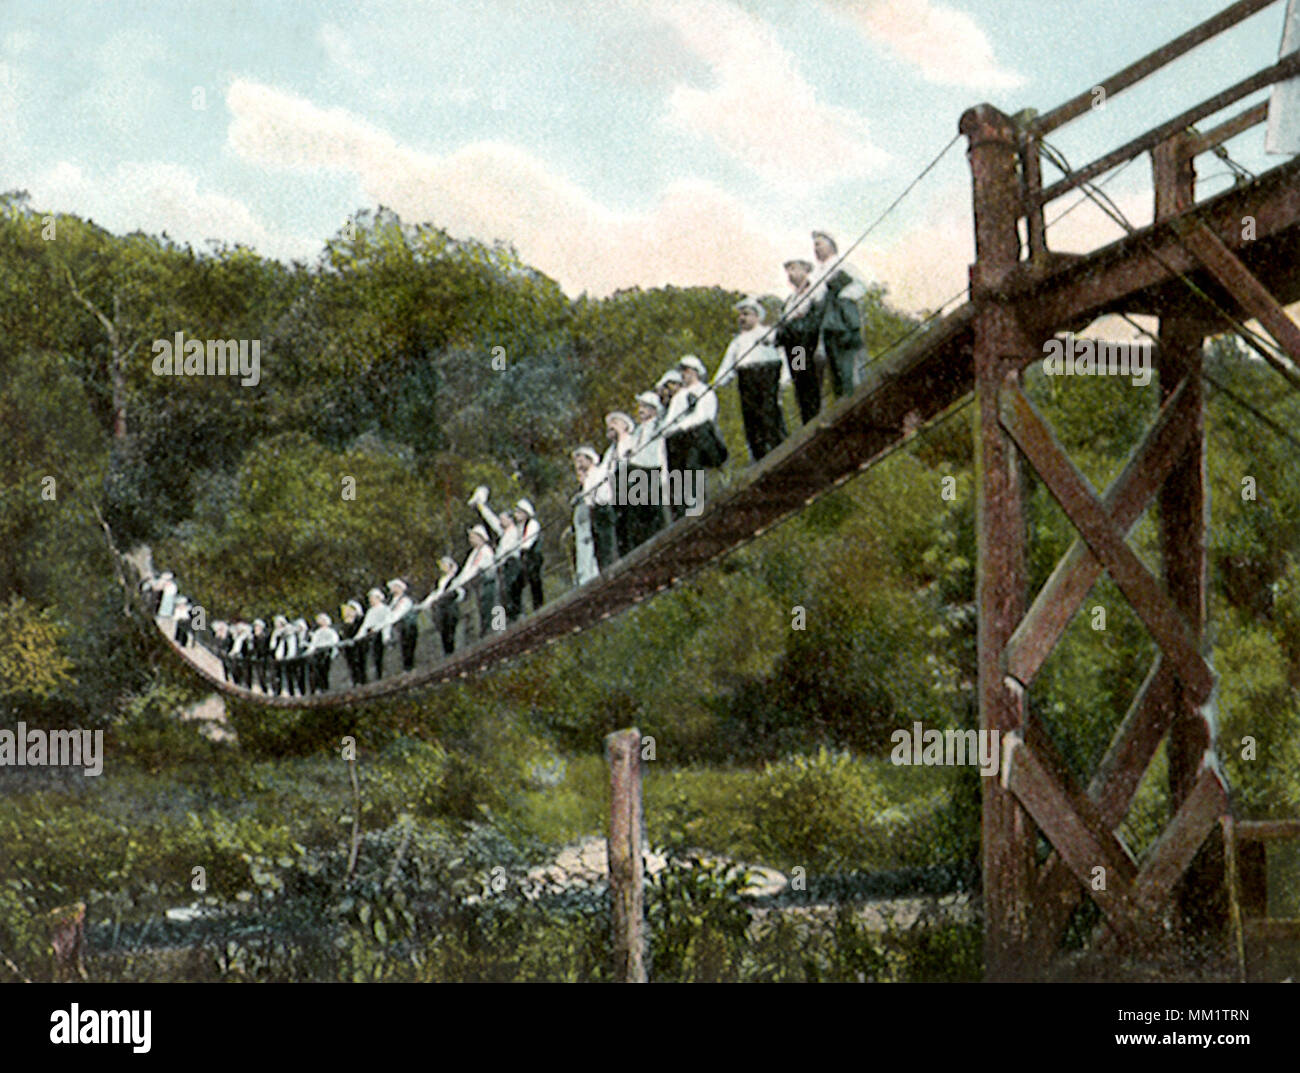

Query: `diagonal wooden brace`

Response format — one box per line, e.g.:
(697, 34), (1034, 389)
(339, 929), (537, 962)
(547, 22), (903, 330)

(1031, 658), (1179, 936)
(999, 387), (1214, 703)
(1002, 732), (1151, 947)
(1005, 377), (1197, 686)
(1175, 219), (1300, 392)
(1132, 759), (1229, 911)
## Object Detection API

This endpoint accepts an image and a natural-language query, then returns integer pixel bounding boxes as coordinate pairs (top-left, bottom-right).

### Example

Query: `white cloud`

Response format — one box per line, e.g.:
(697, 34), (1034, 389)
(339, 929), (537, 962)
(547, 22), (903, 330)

(831, 0), (1024, 91)
(29, 159), (314, 263)
(654, 0), (890, 191)
(319, 23), (371, 81)
(225, 77), (794, 296)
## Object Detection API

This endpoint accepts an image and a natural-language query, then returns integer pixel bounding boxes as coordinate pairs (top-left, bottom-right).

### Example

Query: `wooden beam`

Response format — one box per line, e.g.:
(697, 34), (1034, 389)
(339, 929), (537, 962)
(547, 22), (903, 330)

(1175, 219), (1300, 392)
(1002, 733), (1148, 947)
(999, 387), (1214, 702)
(607, 727), (646, 983)
(1235, 819), (1300, 842)
(1185, 101), (1270, 157)
(1005, 379), (1197, 686)
(1131, 762), (1228, 909)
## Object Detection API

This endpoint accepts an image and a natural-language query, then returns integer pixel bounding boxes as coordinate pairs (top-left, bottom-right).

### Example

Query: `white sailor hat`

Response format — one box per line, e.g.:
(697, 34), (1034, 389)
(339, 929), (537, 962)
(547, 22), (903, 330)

(293, 617), (309, 631)
(677, 355), (707, 376)
(784, 257), (814, 271)
(734, 295), (765, 318)
(367, 587), (385, 601)
(656, 369), (683, 387)
(273, 614), (289, 627)
(387, 577), (407, 592)
(514, 498), (536, 518)
(636, 391), (663, 414)
(344, 599), (363, 615)
(315, 612), (332, 626)
(468, 524), (491, 542)
(253, 618), (265, 629)
(439, 556), (459, 572)
(605, 410), (635, 432)
(812, 229), (838, 252)
(572, 446), (600, 464)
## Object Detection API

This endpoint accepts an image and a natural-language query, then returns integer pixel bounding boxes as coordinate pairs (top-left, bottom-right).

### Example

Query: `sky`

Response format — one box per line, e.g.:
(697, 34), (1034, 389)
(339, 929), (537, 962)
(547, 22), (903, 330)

(2, 0), (1295, 313)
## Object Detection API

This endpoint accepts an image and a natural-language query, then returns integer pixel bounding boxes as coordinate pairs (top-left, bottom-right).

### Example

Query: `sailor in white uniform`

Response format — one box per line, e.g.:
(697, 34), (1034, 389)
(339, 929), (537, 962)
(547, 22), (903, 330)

(355, 588), (391, 680)
(471, 487), (525, 624)
(419, 557), (462, 655)
(776, 257), (826, 424)
(662, 355), (724, 518)
(387, 578), (418, 671)
(570, 446), (603, 585)
(602, 411), (637, 558)
(714, 295), (788, 463)
(810, 230), (868, 397)
(449, 525), (498, 639)
(627, 391), (668, 548)
(305, 613), (340, 693)
(514, 499), (544, 612)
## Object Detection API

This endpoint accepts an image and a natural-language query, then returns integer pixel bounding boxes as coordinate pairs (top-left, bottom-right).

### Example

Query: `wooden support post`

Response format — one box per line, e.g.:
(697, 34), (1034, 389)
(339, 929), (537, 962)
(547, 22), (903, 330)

(962, 103), (1036, 980)
(606, 727), (646, 983)
(1152, 134), (1225, 941)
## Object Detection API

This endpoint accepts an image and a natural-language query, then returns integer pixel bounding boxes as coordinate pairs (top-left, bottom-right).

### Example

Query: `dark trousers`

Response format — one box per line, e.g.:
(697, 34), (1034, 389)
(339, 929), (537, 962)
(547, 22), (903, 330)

(522, 547), (544, 611)
(310, 653), (332, 693)
(824, 336), (862, 399)
(175, 621), (192, 647)
(368, 634), (385, 679)
(474, 574), (498, 638)
(253, 656), (269, 692)
(790, 351), (825, 424)
(737, 362), (786, 462)
(624, 465), (666, 549)
(291, 656), (308, 696)
(436, 600), (459, 656)
(501, 559), (524, 622)
(591, 504), (619, 571)
(397, 619), (418, 671)
(343, 639), (366, 686)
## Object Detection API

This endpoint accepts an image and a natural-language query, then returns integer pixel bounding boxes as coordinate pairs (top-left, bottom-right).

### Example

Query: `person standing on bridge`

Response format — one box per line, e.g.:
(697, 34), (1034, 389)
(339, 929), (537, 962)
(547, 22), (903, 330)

(356, 588), (391, 680)
(714, 296), (787, 463)
(603, 411), (637, 558)
(450, 525), (498, 639)
(387, 578), (419, 672)
(515, 499), (544, 613)
(419, 557), (462, 656)
(471, 487), (525, 624)
(251, 618), (271, 692)
(663, 356), (723, 520)
(776, 258), (825, 424)
(627, 391), (668, 549)
(339, 600), (367, 686)
(810, 230), (868, 399)
(305, 613), (339, 693)
(211, 620), (233, 682)
(569, 446), (603, 585)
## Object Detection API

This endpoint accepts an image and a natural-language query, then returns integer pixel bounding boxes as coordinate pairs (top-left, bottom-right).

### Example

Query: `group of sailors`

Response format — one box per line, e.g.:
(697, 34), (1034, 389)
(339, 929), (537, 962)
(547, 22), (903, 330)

(567, 230), (867, 582)
(141, 231), (867, 694)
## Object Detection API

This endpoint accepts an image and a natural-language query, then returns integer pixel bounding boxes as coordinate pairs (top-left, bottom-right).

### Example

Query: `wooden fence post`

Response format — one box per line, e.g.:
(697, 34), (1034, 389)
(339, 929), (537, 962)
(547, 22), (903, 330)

(606, 727), (646, 983)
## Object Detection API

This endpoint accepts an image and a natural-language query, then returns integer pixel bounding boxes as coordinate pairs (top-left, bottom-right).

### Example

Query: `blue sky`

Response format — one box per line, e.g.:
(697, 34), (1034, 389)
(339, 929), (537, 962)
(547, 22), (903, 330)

(1, 0), (1293, 310)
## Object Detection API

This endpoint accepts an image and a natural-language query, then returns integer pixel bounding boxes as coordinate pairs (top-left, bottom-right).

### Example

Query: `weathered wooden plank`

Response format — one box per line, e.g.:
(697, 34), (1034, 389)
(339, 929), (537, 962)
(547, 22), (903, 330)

(1235, 820), (1300, 842)
(1004, 379), (1196, 685)
(999, 386), (1214, 702)
(1132, 763), (1228, 909)
(607, 728), (646, 983)
(1002, 733), (1147, 946)
(1243, 919), (1300, 941)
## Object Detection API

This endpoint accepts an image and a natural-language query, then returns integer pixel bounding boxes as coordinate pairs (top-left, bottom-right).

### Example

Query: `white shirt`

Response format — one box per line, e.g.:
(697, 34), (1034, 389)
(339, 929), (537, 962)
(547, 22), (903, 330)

(421, 570), (459, 607)
(580, 456), (614, 507)
(663, 382), (716, 434)
(518, 516), (540, 552)
(450, 543), (496, 592)
(476, 503), (523, 562)
(305, 626), (340, 654)
(713, 325), (783, 388)
(272, 628), (298, 661)
(356, 602), (390, 640)
(628, 416), (666, 470)
(384, 594), (413, 642)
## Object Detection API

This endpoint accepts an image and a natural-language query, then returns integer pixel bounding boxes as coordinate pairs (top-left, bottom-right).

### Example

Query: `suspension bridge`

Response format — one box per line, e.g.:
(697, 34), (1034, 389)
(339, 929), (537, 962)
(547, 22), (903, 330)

(126, 0), (1300, 979)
